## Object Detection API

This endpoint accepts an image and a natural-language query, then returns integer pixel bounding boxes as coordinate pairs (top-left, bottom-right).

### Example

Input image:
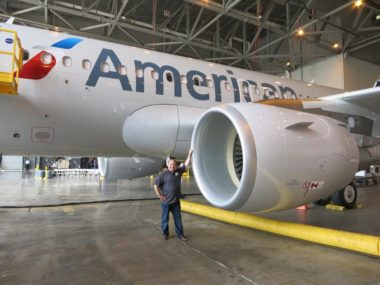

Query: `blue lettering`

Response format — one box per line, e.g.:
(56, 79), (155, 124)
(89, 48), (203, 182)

(212, 74), (227, 102)
(261, 83), (278, 99)
(279, 86), (297, 99)
(86, 48), (132, 91)
(227, 70), (240, 102)
(134, 61), (181, 97)
(186, 70), (209, 100)
(240, 81), (252, 102)
(85, 48), (303, 102)
(247, 80), (260, 98)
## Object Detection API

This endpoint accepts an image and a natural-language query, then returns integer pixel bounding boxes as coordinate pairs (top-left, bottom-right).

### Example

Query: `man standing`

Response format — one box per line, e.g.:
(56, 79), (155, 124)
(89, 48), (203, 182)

(153, 149), (193, 241)
(25, 158), (31, 171)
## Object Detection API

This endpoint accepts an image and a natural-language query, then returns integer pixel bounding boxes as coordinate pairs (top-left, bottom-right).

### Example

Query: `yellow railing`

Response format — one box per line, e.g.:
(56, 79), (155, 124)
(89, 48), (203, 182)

(0, 28), (23, 95)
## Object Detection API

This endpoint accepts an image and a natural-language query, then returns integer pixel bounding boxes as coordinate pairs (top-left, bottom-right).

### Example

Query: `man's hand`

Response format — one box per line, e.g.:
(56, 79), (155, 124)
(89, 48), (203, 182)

(154, 184), (165, 201)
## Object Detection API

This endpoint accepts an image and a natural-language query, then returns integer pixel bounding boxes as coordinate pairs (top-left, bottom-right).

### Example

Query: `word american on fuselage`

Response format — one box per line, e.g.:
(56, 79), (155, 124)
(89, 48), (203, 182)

(86, 48), (298, 102)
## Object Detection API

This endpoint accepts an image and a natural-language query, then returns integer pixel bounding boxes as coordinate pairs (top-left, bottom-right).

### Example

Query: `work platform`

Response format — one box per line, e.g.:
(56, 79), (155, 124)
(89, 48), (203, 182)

(0, 28), (23, 95)
(0, 171), (379, 284)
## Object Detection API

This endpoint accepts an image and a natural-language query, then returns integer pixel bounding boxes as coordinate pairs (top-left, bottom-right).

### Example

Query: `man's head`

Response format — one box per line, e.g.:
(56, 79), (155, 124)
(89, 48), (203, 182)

(167, 159), (178, 172)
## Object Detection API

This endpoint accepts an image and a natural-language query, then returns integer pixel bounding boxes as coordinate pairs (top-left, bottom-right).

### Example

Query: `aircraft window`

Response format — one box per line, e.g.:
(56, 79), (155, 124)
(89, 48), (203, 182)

(151, 70), (158, 80)
(180, 75), (187, 84)
(118, 65), (127, 75)
(253, 86), (260, 96)
(62, 56), (72, 67)
(263, 88), (269, 97)
(225, 82), (231, 91)
(136, 68), (143, 78)
(194, 77), (200, 86)
(207, 79), (213, 88)
(41, 52), (53, 65)
(22, 49), (29, 61)
(166, 72), (173, 82)
(82, 59), (91, 70)
(100, 62), (109, 73)
(241, 82), (252, 102)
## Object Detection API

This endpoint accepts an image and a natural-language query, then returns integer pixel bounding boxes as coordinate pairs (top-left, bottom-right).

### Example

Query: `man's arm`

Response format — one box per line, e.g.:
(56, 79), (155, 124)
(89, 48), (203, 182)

(153, 184), (166, 201)
(184, 149), (193, 168)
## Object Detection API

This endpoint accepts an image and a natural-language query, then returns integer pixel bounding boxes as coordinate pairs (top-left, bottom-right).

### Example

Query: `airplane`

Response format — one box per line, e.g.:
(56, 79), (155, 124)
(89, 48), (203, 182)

(0, 17), (379, 213)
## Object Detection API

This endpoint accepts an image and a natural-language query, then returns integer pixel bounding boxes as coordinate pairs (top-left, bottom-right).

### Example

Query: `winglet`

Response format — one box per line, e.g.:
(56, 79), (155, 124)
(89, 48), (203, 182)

(6, 17), (15, 24)
(285, 122), (313, 130)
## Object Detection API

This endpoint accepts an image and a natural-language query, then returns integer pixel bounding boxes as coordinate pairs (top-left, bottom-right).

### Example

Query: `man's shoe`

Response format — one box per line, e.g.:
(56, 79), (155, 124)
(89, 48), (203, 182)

(163, 234), (169, 240)
(178, 235), (188, 241)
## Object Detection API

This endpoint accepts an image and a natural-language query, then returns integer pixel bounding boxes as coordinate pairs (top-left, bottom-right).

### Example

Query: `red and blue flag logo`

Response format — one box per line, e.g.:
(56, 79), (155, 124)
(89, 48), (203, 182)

(20, 37), (82, 80)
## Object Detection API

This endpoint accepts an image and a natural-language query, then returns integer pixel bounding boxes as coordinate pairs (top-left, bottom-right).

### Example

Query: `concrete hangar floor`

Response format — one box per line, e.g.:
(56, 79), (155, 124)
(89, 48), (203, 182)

(0, 171), (379, 285)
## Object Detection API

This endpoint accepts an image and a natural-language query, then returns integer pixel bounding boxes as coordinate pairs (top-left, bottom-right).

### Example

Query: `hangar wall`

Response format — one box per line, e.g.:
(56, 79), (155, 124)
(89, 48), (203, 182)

(1, 156), (22, 170)
(291, 54), (380, 91)
(344, 57), (380, 91)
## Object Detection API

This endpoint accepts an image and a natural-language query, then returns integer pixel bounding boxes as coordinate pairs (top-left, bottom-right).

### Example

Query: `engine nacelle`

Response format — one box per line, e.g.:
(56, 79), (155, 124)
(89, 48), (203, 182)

(191, 103), (359, 213)
(98, 157), (163, 180)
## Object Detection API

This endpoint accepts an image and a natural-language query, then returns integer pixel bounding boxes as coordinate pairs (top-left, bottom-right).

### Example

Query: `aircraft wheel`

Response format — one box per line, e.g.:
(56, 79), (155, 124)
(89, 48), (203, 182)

(332, 182), (357, 209)
(314, 196), (331, 206)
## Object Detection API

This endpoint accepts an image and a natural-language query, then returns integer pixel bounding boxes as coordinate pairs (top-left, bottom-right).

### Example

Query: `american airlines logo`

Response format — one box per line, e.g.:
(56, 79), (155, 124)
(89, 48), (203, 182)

(86, 48), (299, 103)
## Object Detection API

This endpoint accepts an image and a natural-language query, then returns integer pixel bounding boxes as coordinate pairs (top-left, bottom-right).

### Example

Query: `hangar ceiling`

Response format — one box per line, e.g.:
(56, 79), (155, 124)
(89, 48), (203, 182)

(1, 0), (380, 75)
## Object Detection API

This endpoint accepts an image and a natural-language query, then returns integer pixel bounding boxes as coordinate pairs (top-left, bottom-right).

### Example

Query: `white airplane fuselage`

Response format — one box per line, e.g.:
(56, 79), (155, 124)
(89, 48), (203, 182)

(0, 23), (340, 157)
(3, 22), (380, 212)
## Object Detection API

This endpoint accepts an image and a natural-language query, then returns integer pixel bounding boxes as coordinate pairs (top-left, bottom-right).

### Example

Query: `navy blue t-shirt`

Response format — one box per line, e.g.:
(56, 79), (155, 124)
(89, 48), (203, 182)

(154, 165), (186, 204)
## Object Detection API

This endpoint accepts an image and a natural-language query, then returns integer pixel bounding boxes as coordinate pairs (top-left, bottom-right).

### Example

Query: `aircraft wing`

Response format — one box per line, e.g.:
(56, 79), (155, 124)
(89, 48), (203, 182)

(322, 87), (380, 114)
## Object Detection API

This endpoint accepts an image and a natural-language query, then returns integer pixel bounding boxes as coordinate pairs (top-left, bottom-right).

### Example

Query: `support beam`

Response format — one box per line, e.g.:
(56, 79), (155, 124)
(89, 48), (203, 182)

(107, 0), (129, 36)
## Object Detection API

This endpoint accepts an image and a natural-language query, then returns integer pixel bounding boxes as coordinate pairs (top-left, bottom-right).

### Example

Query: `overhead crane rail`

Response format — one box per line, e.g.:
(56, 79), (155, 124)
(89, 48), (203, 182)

(0, 28), (23, 95)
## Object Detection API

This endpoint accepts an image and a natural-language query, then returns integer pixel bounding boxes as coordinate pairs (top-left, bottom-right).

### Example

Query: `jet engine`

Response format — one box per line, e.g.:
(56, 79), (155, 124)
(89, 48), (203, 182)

(191, 103), (359, 213)
(98, 157), (163, 180)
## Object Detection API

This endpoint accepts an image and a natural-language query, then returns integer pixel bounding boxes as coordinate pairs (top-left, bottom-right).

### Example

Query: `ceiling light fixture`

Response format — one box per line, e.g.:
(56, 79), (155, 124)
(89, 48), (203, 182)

(354, 0), (363, 8)
(297, 29), (304, 36)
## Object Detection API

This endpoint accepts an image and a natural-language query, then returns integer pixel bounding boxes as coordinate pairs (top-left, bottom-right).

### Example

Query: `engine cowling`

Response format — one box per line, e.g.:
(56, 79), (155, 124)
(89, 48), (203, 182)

(98, 157), (163, 180)
(191, 103), (359, 213)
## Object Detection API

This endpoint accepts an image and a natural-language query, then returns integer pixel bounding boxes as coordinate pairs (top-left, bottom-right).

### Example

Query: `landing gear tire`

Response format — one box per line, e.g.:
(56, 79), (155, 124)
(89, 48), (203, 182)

(332, 182), (357, 209)
(314, 196), (331, 206)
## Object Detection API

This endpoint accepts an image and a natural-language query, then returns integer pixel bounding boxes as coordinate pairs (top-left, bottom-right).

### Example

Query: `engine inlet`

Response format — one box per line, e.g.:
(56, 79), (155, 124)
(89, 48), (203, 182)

(233, 135), (243, 181)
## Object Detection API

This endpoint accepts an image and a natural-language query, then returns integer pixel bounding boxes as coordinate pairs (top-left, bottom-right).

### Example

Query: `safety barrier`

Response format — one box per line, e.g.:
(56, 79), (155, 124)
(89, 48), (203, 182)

(180, 200), (380, 257)
(53, 169), (99, 177)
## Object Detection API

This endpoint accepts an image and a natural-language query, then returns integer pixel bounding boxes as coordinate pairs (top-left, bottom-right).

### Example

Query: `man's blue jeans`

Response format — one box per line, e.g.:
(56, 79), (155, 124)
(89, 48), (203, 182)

(161, 201), (184, 237)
